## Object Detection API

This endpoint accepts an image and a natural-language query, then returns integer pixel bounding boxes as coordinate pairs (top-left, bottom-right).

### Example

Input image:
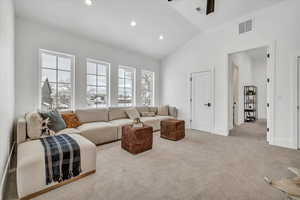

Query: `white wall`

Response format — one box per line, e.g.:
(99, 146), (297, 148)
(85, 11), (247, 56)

(160, 0), (300, 148)
(252, 59), (267, 119)
(15, 18), (160, 117)
(0, 0), (15, 197)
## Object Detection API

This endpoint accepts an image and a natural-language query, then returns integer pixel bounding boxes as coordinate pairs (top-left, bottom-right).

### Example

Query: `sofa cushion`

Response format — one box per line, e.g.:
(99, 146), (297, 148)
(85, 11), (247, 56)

(140, 117), (160, 131)
(154, 115), (175, 121)
(77, 122), (118, 145)
(157, 105), (169, 116)
(136, 106), (149, 114)
(61, 112), (82, 128)
(125, 108), (140, 120)
(108, 107), (128, 121)
(40, 110), (67, 132)
(75, 108), (109, 123)
(25, 112), (43, 140)
(56, 128), (81, 135)
(109, 119), (134, 139)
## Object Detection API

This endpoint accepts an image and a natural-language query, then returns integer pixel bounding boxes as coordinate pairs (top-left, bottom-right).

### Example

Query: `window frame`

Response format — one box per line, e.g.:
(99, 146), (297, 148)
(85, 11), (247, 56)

(86, 58), (111, 108)
(141, 70), (155, 106)
(38, 49), (75, 111)
(118, 65), (136, 107)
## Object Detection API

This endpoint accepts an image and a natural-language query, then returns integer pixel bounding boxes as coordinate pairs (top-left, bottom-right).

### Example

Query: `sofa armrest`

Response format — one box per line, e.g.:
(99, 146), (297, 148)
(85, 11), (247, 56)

(17, 117), (27, 144)
(168, 106), (178, 118)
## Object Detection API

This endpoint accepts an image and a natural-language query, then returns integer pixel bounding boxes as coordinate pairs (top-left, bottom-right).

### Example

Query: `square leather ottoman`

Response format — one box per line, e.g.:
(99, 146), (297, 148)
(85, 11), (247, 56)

(122, 125), (153, 154)
(161, 119), (185, 141)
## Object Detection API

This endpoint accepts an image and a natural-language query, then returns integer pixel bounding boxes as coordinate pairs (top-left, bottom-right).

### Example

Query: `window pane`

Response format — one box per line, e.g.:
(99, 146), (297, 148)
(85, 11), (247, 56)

(42, 68), (56, 83)
(125, 71), (132, 79)
(97, 76), (106, 86)
(119, 68), (125, 77)
(41, 82), (56, 110)
(57, 84), (72, 110)
(87, 75), (97, 86)
(58, 70), (71, 83)
(141, 71), (154, 106)
(87, 62), (97, 74)
(58, 57), (71, 71)
(87, 86), (97, 107)
(96, 87), (107, 105)
(42, 53), (56, 69)
(125, 79), (132, 88)
(98, 64), (106, 76)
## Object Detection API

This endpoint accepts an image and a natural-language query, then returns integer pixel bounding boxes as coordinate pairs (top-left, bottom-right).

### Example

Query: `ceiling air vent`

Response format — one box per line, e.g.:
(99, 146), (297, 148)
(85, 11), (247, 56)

(239, 19), (253, 34)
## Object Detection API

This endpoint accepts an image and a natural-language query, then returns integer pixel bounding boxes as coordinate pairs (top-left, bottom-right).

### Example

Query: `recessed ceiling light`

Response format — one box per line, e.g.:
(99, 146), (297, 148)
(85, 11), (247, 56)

(85, 0), (93, 6)
(130, 21), (137, 27)
(159, 35), (164, 40)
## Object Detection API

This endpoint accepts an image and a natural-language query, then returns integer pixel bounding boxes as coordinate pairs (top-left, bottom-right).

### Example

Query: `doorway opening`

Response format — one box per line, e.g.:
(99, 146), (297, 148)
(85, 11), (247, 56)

(228, 46), (269, 141)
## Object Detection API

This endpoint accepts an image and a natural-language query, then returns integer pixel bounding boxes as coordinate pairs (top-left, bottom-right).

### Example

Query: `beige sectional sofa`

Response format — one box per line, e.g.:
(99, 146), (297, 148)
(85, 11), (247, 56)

(16, 106), (177, 199)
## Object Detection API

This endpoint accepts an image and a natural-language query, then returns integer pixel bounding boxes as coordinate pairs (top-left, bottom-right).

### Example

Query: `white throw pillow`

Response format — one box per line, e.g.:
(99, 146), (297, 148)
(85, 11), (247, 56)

(157, 105), (169, 116)
(126, 108), (140, 120)
(25, 112), (43, 139)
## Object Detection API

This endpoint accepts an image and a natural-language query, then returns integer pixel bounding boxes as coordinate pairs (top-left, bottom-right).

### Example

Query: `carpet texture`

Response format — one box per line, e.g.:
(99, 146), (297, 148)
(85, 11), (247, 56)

(5, 122), (300, 200)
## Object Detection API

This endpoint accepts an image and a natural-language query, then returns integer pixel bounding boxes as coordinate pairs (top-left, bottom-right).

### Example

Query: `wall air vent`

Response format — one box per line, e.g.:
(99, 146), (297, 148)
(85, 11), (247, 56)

(239, 19), (253, 34)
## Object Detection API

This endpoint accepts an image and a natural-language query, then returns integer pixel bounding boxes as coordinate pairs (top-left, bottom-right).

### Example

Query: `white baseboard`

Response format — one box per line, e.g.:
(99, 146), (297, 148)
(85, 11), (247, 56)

(271, 137), (297, 149)
(213, 128), (229, 136)
(0, 142), (15, 200)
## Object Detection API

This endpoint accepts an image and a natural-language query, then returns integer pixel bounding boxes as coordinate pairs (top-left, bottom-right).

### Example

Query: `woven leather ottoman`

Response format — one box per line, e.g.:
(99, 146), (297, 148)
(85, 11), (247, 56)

(122, 125), (153, 154)
(161, 119), (185, 141)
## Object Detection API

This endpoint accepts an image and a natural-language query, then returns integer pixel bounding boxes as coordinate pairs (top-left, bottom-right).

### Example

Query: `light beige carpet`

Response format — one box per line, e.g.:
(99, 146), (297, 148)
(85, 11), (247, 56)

(5, 122), (300, 200)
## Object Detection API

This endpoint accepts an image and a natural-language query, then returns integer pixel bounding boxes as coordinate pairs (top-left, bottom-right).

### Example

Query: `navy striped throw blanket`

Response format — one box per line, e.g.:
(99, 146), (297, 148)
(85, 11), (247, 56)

(40, 134), (82, 185)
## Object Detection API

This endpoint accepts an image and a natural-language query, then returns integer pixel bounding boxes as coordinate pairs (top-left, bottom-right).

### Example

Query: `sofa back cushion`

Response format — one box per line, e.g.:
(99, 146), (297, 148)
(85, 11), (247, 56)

(109, 107), (128, 121)
(157, 105), (169, 116)
(125, 108), (140, 120)
(76, 108), (109, 123)
(136, 106), (149, 114)
(148, 107), (158, 114)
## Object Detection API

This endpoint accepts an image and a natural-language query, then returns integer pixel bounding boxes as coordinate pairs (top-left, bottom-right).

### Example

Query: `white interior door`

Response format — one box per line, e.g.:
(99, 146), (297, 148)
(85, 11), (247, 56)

(191, 71), (213, 132)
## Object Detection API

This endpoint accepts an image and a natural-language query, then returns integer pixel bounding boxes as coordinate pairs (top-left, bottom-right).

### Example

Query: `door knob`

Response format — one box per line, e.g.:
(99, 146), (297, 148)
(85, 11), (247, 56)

(204, 103), (211, 107)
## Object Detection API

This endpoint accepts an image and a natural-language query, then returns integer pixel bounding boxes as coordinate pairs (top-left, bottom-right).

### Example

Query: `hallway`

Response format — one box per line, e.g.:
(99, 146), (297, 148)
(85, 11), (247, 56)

(229, 119), (267, 142)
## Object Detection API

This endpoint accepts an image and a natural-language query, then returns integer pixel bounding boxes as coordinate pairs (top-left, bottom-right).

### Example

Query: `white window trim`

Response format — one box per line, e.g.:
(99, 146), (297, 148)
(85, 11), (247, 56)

(86, 58), (111, 107)
(118, 65), (136, 107)
(141, 70), (155, 106)
(38, 49), (76, 110)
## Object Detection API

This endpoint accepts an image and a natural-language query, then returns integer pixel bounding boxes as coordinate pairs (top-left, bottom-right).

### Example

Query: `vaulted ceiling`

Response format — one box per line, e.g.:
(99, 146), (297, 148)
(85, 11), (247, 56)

(15, 0), (286, 60)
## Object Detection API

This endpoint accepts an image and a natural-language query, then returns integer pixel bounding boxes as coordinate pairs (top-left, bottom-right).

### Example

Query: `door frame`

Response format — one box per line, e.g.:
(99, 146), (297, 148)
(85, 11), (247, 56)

(291, 53), (300, 149)
(225, 41), (276, 143)
(190, 68), (215, 133)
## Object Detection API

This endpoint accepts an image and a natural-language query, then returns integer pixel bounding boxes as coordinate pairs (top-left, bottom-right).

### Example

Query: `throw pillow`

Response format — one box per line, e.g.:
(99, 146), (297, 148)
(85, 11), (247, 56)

(61, 112), (82, 128)
(157, 105), (169, 116)
(40, 110), (67, 132)
(140, 112), (156, 117)
(125, 108), (140, 120)
(25, 112), (43, 139)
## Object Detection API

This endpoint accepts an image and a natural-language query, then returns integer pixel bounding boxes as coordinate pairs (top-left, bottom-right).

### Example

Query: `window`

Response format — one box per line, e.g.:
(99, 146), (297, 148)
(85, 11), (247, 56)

(86, 59), (110, 107)
(118, 66), (135, 107)
(141, 70), (155, 106)
(39, 50), (74, 111)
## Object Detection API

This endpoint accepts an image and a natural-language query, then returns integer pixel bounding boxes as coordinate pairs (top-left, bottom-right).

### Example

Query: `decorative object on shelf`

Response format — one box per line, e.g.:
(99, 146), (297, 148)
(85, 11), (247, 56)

(244, 85), (257, 122)
(132, 118), (143, 128)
